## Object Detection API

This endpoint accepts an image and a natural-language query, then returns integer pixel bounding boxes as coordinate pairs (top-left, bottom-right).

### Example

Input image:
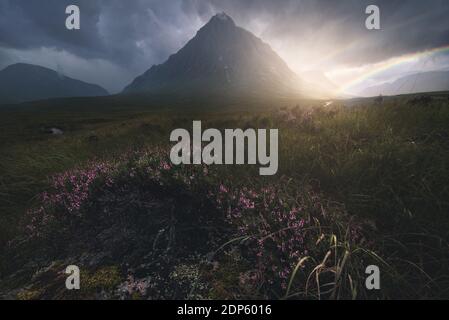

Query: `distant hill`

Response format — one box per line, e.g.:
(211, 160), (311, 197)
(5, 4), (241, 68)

(0, 63), (109, 104)
(361, 71), (449, 97)
(124, 13), (314, 99)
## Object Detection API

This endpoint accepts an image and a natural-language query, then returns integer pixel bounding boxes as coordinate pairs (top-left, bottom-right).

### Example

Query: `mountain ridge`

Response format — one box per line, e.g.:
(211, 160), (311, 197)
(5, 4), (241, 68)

(0, 63), (109, 104)
(361, 70), (449, 97)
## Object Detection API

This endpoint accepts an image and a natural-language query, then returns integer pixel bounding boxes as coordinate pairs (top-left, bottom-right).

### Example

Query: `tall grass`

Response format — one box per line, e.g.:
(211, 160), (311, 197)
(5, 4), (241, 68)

(1, 95), (449, 299)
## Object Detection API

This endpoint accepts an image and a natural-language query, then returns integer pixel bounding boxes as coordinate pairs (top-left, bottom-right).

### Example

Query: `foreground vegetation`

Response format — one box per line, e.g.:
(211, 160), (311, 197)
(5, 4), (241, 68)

(1, 93), (449, 299)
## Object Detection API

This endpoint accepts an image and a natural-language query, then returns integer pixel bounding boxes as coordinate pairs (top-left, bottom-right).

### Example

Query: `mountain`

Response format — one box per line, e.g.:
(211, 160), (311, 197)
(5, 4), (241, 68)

(361, 71), (449, 97)
(124, 13), (308, 99)
(0, 63), (109, 104)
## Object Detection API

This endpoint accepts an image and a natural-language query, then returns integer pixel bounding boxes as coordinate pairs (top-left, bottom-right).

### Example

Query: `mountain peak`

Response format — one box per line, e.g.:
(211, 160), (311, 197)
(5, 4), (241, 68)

(123, 13), (303, 98)
(4, 63), (46, 72)
(211, 12), (234, 22)
(207, 12), (235, 27)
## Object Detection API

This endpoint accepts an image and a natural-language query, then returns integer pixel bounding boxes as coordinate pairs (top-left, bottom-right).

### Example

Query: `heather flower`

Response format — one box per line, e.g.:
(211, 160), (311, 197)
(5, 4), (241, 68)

(22, 147), (365, 297)
(219, 184), (228, 193)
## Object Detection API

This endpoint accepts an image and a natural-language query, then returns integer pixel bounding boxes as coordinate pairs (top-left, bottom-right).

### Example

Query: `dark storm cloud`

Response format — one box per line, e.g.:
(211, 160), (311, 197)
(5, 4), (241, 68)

(0, 0), (218, 69)
(0, 0), (448, 92)
(0, 0), (103, 56)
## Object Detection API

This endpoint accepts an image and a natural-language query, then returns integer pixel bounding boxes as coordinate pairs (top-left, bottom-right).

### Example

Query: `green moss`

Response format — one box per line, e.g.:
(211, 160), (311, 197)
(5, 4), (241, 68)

(82, 266), (122, 294)
(16, 289), (43, 300)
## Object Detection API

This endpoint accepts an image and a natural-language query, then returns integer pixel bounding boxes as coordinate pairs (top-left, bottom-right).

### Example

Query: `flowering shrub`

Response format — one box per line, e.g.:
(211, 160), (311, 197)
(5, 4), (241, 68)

(16, 147), (367, 299)
(25, 160), (117, 238)
(210, 181), (364, 294)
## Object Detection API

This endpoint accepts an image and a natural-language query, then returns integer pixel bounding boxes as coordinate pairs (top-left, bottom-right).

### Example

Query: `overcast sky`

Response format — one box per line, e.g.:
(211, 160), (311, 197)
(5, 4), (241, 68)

(1, 0), (448, 94)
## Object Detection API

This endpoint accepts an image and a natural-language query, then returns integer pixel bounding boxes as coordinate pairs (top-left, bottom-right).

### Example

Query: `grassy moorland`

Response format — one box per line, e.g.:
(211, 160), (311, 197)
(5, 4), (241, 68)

(0, 93), (448, 299)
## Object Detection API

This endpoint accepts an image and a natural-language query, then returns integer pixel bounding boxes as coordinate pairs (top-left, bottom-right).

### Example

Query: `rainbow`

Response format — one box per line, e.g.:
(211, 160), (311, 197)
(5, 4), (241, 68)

(338, 44), (449, 93)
